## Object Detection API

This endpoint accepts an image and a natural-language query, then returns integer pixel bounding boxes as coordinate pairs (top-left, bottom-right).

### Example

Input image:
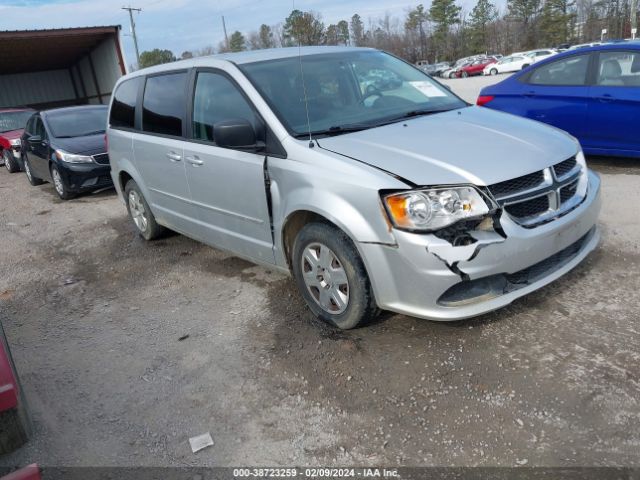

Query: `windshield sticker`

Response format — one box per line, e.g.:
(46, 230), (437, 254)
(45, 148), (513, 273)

(409, 81), (448, 98)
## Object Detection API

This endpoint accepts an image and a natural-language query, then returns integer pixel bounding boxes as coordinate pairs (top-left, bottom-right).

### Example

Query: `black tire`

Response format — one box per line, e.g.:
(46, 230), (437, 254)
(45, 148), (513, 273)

(23, 157), (43, 186)
(449, 72), (456, 79)
(522, 64), (530, 70)
(50, 164), (74, 199)
(124, 179), (164, 241)
(462, 71), (469, 78)
(292, 222), (378, 330)
(490, 68), (498, 75)
(3, 150), (19, 174)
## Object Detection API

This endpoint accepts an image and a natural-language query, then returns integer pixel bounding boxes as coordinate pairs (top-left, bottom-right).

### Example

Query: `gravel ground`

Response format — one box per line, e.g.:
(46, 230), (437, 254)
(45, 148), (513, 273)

(1, 77), (639, 468)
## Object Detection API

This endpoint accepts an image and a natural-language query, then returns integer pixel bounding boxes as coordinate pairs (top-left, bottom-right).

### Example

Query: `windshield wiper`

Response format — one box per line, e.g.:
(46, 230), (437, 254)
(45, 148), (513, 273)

(395, 108), (457, 120)
(296, 123), (373, 138)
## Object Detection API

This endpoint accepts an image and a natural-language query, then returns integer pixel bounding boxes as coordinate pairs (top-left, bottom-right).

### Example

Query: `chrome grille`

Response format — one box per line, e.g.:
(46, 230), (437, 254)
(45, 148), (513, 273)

(554, 157), (577, 178)
(489, 170), (545, 197)
(93, 153), (110, 165)
(504, 195), (549, 218)
(488, 156), (585, 228)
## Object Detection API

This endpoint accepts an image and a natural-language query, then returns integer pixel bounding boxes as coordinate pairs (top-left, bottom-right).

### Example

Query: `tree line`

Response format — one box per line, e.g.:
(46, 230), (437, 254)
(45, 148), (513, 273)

(137, 0), (639, 68)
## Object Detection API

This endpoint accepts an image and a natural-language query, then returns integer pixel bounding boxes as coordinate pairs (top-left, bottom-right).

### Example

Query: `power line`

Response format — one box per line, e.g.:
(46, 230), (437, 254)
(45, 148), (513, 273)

(122, 5), (142, 65)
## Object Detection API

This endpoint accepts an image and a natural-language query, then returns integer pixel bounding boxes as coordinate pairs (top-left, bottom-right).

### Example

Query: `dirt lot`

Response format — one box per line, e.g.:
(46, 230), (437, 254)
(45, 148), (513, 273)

(1, 78), (639, 468)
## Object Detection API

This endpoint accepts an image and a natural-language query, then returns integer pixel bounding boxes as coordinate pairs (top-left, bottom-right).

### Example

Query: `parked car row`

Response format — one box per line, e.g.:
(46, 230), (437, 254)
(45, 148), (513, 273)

(0, 106), (111, 199)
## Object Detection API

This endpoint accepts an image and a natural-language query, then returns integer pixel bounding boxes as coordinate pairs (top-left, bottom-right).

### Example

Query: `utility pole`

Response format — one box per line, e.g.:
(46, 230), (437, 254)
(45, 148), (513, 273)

(122, 6), (142, 65)
(631, 0), (638, 39)
(222, 16), (229, 51)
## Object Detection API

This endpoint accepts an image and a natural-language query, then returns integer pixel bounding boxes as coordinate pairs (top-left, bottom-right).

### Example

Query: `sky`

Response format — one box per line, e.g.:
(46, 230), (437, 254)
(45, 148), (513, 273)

(0, 0), (502, 66)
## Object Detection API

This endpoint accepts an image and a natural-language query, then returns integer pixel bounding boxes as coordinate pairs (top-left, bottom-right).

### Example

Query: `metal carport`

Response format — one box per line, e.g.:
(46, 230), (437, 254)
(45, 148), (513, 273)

(0, 26), (126, 109)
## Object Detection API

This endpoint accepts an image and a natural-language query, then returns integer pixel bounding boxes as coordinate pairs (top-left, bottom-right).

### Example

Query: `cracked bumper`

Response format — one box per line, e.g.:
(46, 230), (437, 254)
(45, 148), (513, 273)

(360, 170), (602, 321)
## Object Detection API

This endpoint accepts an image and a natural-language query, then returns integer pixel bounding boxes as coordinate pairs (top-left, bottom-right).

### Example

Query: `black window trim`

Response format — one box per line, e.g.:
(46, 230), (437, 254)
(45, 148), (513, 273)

(109, 76), (144, 133)
(594, 49), (640, 88)
(185, 66), (287, 159)
(519, 52), (597, 87)
(140, 69), (190, 140)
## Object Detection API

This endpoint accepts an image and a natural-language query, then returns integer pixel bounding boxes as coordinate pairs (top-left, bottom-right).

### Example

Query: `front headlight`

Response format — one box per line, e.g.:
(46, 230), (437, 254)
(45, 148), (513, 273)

(55, 150), (94, 164)
(9, 138), (21, 147)
(383, 186), (492, 232)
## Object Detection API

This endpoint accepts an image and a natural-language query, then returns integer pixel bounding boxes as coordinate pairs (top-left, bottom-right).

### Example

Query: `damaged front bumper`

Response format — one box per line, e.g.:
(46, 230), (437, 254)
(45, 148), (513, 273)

(360, 170), (601, 321)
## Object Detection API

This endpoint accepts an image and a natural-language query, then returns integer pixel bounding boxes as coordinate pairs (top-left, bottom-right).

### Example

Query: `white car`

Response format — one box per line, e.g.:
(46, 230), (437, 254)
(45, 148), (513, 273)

(525, 49), (558, 63)
(483, 55), (531, 75)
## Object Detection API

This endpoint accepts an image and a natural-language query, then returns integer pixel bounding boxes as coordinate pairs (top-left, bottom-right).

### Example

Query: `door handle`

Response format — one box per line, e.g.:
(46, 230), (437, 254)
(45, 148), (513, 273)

(597, 94), (613, 103)
(185, 155), (204, 166)
(166, 152), (182, 162)
(523, 91), (536, 98)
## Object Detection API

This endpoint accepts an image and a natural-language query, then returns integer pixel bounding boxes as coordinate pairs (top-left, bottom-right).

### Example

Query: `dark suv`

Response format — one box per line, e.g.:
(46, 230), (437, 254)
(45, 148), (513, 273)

(21, 106), (112, 199)
(0, 108), (35, 173)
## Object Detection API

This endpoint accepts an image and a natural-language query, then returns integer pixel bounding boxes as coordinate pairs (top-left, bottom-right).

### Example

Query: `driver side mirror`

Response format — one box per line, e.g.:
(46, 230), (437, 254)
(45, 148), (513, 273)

(213, 119), (263, 151)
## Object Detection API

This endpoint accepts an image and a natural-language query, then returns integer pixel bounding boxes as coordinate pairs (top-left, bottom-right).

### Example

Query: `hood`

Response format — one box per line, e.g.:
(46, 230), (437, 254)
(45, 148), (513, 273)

(0, 129), (24, 141)
(53, 133), (106, 156)
(316, 106), (577, 186)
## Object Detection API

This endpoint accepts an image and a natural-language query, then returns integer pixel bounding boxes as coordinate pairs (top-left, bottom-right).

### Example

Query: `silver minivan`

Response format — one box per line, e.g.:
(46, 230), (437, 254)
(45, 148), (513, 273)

(107, 47), (601, 329)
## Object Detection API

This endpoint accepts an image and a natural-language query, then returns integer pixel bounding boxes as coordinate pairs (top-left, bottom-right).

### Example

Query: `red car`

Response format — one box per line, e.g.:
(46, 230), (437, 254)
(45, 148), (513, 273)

(455, 58), (498, 78)
(0, 108), (35, 173)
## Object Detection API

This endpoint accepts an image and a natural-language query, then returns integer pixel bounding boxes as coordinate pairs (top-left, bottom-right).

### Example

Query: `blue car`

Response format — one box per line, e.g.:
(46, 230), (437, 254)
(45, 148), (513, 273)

(478, 43), (640, 158)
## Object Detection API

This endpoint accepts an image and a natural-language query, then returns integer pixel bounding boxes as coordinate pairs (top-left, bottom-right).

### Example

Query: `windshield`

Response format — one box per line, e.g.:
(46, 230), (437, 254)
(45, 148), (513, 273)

(240, 50), (466, 137)
(0, 111), (33, 133)
(47, 107), (108, 138)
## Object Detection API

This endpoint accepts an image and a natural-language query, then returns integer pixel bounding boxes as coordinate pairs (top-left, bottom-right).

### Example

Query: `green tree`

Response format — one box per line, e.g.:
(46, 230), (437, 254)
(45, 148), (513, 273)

(259, 24), (276, 48)
(467, 0), (498, 53)
(229, 31), (246, 52)
(337, 20), (350, 45)
(507, 0), (542, 48)
(405, 4), (430, 59)
(325, 24), (339, 45)
(283, 10), (325, 46)
(430, 0), (462, 58)
(350, 14), (366, 46)
(138, 49), (175, 68)
(539, 0), (575, 45)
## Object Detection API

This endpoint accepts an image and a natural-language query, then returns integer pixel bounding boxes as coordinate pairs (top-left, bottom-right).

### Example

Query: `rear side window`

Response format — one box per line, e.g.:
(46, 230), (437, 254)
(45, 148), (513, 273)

(528, 54), (590, 86)
(110, 78), (141, 129)
(142, 72), (188, 137)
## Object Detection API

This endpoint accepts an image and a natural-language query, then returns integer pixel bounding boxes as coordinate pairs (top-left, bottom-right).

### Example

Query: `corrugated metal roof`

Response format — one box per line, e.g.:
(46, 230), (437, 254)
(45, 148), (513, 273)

(0, 26), (121, 74)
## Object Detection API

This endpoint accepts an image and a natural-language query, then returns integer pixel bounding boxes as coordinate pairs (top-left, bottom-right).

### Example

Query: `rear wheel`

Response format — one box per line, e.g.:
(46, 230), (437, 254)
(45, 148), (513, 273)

(24, 157), (43, 186)
(490, 68), (498, 75)
(124, 179), (164, 240)
(292, 222), (378, 330)
(522, 64), (530, 70)
(462, 71), (469, 78)
(51, 164), (73, 199)
(449, 72), (456, 79)
(3, 150), (19, 173)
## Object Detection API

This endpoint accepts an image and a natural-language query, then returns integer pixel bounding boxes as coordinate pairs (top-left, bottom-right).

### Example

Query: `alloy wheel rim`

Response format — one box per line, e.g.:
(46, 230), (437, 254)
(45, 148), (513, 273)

(128, 190), (148, 232)
(301, 242), (349, 315)
(52, 168), (64, 195)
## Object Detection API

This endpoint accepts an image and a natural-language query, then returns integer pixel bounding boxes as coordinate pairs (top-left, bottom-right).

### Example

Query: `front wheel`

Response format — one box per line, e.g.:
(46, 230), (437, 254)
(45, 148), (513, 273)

(124, 179), (164, 240)
(292, 222), (378, 330)
(51, 164), (74, 199)
(522, 64), (530, 70)
(3, 150), (19, 173)
(490, 68), (498, 75)
(462, 71), (469, 78)
(449, 72), (456, 79)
